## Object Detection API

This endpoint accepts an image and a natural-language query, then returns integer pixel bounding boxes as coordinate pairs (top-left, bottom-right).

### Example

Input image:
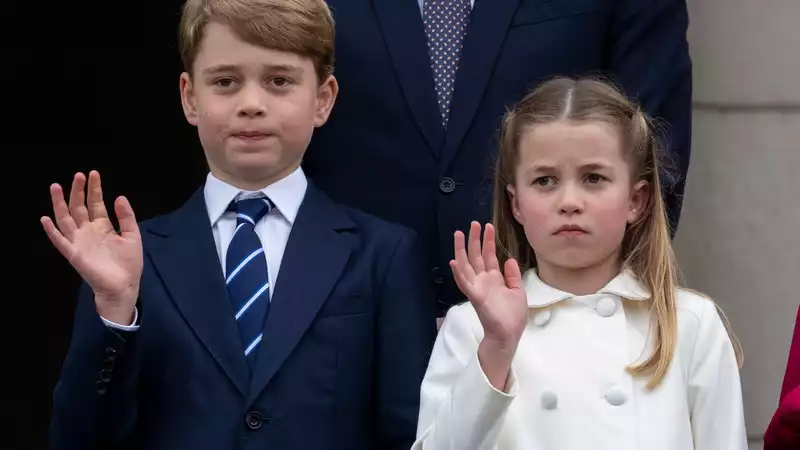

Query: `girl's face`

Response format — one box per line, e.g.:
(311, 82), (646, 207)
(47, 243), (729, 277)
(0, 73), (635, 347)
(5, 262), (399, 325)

(507, 121), (648, 274)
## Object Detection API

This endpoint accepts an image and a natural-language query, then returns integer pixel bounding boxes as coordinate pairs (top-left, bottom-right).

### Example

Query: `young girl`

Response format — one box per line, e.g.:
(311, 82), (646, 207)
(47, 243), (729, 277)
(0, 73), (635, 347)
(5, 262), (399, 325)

(412, 77), (747, 450)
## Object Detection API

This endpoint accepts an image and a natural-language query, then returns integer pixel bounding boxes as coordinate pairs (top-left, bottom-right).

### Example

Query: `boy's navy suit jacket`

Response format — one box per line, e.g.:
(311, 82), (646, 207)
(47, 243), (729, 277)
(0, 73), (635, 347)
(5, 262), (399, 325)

(49, 180), (437, 450)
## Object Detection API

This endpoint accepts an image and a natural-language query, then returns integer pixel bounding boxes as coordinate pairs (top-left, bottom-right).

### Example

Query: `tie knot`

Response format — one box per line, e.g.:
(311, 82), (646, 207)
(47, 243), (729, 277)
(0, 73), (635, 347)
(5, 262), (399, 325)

(230, 196), (273, 226)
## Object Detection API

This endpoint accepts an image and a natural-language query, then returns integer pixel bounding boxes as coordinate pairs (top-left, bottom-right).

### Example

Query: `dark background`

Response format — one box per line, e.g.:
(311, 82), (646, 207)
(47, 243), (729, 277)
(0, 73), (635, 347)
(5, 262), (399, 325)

(10, 1), (209, 448)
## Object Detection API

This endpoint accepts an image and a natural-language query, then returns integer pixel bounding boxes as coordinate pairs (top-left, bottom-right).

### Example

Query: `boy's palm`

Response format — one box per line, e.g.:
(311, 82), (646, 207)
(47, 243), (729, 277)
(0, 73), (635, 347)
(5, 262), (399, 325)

(41, 171), (143, 306)
(450, 222), (528, 344)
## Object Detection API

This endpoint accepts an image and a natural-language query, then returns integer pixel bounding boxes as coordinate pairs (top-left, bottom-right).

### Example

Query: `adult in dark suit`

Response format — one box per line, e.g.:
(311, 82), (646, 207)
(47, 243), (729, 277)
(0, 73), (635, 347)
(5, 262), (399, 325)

(42, 0), (435, 448)
(304, 0), (692, 315)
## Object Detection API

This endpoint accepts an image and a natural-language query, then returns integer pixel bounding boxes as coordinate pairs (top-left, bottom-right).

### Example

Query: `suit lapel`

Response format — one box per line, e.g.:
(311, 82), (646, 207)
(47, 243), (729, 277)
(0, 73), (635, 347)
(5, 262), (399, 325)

(441, 0), (519, 169)
(247, 182), (355, 403)
(373, 0), (445, 156)
(147, 188), (249, 396)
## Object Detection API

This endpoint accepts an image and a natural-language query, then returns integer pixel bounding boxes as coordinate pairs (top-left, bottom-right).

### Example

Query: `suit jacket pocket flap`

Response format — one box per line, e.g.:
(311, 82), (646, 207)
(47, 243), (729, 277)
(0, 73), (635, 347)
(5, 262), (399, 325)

(511, 0), (608, 27)
(316, 294), (372, 318)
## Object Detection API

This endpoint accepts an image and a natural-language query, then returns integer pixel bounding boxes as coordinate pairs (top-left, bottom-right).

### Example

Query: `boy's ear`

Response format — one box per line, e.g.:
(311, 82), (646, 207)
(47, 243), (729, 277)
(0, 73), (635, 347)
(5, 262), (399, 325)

(314, 74), (339, 128)
(179, 72), (199, 126)
(627, 180), (650, 224)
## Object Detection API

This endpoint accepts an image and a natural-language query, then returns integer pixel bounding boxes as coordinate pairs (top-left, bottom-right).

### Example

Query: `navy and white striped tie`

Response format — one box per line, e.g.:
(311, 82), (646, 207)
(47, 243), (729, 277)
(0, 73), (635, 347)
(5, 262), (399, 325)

(225, 196), (273, 371)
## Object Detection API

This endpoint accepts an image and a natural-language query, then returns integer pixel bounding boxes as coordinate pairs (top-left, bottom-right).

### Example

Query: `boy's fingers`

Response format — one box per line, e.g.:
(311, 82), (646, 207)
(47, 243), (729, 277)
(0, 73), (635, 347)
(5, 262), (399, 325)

(50, 183), (77, 240)
(115, 196), (140, 239)
(87, 170), (109, 220)
(41, 216), (75, 260)
(68, 173), (90, 226)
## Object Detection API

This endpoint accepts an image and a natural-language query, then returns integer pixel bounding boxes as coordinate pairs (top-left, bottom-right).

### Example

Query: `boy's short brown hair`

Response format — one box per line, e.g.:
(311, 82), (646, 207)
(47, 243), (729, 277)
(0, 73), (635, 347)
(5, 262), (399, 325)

(178, 0), (335, 82)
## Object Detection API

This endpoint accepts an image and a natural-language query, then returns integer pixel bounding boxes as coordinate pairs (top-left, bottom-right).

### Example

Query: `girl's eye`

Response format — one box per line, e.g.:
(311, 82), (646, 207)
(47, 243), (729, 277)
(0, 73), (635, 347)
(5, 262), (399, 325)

(534, 176), (555, 187)
(585, 173), (606, 184)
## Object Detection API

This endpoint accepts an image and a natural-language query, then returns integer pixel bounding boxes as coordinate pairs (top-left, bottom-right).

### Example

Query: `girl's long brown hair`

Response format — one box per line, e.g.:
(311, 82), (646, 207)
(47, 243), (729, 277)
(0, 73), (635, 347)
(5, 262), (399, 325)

(492, 77), (741, 389)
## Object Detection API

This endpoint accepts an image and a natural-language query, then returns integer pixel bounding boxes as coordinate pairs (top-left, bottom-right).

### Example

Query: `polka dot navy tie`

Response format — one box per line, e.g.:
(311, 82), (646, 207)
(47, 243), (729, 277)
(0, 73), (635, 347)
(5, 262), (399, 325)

(423, 0), (472, 126)
(225, 196), (273, 372)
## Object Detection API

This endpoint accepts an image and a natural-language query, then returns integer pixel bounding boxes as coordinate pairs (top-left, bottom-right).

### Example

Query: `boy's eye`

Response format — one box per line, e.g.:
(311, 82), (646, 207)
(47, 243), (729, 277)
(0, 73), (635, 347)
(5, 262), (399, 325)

(533, 176), (556, 187)
(270, 77), (293, 88)
(213, 78), (237, 88)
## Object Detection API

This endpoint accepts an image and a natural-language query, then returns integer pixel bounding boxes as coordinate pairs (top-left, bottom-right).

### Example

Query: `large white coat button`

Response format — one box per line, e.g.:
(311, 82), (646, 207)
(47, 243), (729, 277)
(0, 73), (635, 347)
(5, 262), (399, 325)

(532, 309), (552, 327)
(540, 390), (558, 410)
(596, 297), (617, 317)
(605, 388), (627, 406)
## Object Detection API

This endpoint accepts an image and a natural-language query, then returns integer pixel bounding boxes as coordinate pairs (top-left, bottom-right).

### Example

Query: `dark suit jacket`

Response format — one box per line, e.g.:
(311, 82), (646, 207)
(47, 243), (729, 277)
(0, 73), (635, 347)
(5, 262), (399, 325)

(49, 181), (437, 450)
(304, 0), (692, 313)
(764, 306), (800, 450)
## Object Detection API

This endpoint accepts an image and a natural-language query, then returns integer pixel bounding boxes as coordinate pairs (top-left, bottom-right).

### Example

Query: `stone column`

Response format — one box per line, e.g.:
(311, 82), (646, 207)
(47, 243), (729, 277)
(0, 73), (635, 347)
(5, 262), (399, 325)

(675, 1), (800, 449)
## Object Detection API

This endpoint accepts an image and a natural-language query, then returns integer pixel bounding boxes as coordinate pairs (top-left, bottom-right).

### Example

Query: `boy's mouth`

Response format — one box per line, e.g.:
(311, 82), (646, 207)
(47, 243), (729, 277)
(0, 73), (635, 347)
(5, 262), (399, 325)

(231, 130), (273, 141)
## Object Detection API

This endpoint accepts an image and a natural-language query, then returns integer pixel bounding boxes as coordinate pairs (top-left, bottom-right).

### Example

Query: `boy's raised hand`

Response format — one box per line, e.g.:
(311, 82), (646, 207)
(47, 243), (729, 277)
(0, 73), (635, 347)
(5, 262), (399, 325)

(41, 171), (143, 325)
(450, 222), (528, 348)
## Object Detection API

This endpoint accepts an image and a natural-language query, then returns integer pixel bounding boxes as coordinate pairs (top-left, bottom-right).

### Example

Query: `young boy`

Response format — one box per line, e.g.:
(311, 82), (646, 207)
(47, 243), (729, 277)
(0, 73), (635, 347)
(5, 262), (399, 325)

(41, 1), (437, 449)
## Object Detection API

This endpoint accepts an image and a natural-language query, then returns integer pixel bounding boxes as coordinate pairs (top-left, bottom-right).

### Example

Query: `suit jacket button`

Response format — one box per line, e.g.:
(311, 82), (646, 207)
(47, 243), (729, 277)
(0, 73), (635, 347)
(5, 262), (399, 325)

(439, 177), (456, 193)
(431, 267), (444, 284)
(95, 380), (107, 395)
(245, 411), (263, 430)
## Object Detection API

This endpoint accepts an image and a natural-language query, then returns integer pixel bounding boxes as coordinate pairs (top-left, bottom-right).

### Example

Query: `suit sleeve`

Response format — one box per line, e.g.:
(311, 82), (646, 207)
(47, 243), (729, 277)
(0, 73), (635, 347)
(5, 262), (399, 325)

(687, 300), (748, 450)
(411, 305), (518, 450)
(374, 229), (438, 450)
(606, 0), (692, 234)
(49, 281), (141, 449)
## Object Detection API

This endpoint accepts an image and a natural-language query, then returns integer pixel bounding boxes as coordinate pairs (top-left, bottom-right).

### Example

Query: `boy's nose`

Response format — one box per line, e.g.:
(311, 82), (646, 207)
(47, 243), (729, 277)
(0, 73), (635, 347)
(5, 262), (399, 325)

(237, 101), (267, 118)
(237, 86), (268, 117)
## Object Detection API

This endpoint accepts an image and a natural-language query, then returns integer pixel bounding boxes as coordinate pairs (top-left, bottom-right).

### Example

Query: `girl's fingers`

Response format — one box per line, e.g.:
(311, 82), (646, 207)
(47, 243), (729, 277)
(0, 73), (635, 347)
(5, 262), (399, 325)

(453, 230), (475, 282)
(504, 258), (524, 291)
(482, 223), (500, 271)
(449, 259), (474, 300)
(467, 221), (485, 273)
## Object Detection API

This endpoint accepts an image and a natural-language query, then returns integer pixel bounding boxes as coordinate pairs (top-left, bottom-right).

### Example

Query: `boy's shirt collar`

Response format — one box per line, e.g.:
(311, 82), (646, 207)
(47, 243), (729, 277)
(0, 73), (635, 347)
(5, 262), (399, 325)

(204, 166), (308, 227)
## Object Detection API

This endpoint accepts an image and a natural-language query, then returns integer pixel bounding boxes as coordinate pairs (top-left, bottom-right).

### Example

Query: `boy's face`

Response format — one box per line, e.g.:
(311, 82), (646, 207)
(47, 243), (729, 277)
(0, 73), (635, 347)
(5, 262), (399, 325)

(180, 22), (337, 190)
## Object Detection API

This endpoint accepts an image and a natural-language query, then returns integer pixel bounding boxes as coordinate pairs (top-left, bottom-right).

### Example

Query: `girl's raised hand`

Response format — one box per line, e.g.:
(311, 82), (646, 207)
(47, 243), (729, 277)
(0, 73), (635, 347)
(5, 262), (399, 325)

(450, 222), (528, 348)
